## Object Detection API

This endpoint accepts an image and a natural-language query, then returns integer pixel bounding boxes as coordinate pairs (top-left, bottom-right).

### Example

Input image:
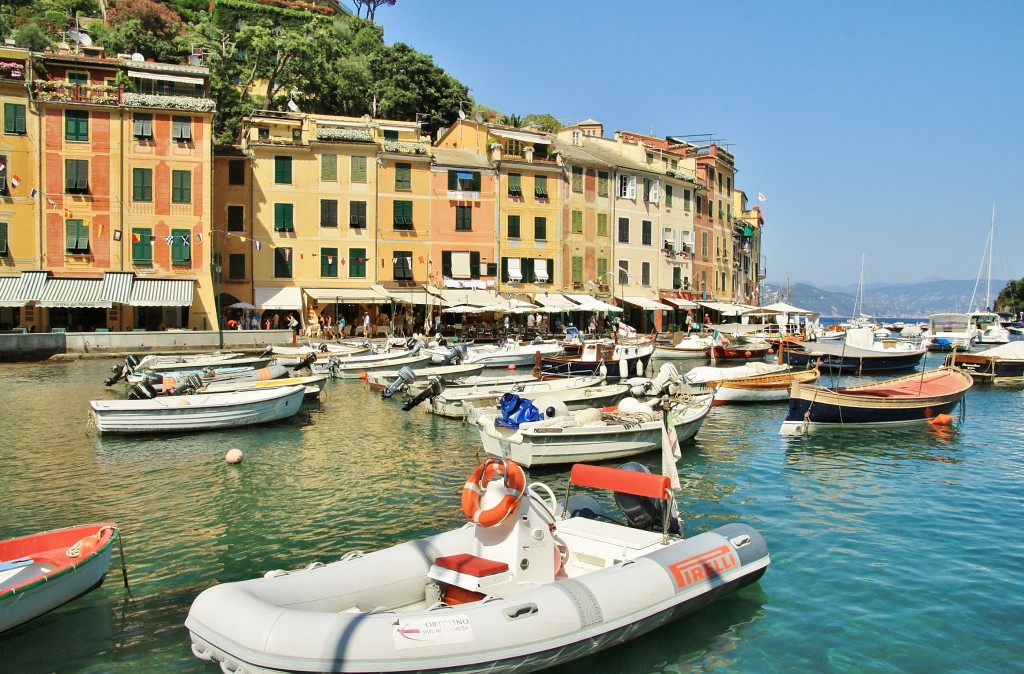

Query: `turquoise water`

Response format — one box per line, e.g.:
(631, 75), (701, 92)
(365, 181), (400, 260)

(0, 358), (1022, 673)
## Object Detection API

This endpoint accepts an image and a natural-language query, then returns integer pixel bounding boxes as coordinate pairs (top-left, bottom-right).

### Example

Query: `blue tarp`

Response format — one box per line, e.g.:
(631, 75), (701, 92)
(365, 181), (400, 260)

(495, 393), (546, 429)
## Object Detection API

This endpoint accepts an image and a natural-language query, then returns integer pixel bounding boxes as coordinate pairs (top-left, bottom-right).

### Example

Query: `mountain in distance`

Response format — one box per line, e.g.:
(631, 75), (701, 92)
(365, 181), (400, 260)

(763, 279), (1006, 318)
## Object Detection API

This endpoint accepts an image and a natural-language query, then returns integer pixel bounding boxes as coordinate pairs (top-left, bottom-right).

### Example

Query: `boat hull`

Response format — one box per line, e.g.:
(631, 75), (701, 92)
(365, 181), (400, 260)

(328, 354), (434, 380)
(781, 344), (926, 373)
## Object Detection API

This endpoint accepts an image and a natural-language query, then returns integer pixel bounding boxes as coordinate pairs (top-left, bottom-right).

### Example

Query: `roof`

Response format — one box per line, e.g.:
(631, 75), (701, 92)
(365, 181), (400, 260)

(430, 147), (492, 170)
(554, 142), (614, 168)
(570, 138), (655, 174)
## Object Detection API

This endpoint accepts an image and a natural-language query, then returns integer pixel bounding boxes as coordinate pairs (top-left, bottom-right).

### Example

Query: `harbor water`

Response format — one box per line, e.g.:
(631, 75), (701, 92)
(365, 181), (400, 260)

(0, 356), (1022, 673)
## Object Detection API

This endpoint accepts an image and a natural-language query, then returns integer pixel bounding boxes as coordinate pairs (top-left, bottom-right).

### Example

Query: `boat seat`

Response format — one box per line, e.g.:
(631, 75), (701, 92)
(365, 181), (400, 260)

(428, 554), (515, 601)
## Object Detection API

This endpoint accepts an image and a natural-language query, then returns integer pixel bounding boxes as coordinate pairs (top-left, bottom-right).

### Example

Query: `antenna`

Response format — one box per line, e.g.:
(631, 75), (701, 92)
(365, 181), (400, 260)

(131, 52), (144, 61)
(287, 98), (299, 113)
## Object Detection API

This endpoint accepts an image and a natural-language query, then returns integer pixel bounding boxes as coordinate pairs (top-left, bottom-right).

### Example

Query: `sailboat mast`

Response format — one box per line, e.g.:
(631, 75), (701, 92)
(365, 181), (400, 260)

(985, 204), (995, 311)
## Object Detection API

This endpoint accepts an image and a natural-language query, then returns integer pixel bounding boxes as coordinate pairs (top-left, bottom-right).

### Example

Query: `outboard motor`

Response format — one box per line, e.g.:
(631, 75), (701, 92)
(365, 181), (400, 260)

(436, 336), (447, 348)
(382, 366), (417, 399)
(104, 354), (141, 386)
(401, 376), (446, 411)
(129, 380), (159, 400)
(406, 340), (424, 357)
(167, 374), (203, 396)
(438, 343), (468, 365)
(259, 345), (274, 359)
(293, 352), (318, 371)
(613, 461), (681, 535)
(532, 335), (543, 345)
(566, 494), (606, 521)
(318, 343), (329, 353)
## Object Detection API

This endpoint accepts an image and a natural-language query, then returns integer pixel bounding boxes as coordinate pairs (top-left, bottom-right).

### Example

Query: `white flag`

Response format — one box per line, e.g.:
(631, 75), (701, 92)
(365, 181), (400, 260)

(661, 407), (681, 490)
(757, 192), (766, 203)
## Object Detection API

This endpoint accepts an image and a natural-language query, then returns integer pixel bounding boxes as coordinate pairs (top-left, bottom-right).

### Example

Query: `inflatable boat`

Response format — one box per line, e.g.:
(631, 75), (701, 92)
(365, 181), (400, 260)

(186, 459), (770, 673)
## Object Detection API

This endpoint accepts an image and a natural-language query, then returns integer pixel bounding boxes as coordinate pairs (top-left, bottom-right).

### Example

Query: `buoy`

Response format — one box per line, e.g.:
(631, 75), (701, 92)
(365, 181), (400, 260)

(767, 348), (774, 354)
(929, 414), (954, 426)
(225, 449), (244, 464)
(360, 371), (368, 381)
(745, 350), (752, 358)
(508, 364), (516, 371)
(618, 358), (628, 379)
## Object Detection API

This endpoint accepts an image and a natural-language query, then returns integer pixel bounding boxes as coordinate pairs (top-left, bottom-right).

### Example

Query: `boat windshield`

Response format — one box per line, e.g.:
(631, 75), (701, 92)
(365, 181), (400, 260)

(931, 314), (970, 332)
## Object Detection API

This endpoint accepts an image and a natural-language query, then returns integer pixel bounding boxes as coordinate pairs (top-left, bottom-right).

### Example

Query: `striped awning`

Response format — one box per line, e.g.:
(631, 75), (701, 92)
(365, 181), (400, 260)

(562, 294), (623, 313)
(37, 278), (111, 308)
(100, 272), (134, 304)
(0, 276), (22, 308)
(129, 279), (195, 307)
(17, 271), (49, 302)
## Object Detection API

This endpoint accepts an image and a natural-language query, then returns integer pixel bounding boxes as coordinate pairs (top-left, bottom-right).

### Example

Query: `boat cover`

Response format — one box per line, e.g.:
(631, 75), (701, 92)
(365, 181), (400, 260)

(495, 393), (546, 429)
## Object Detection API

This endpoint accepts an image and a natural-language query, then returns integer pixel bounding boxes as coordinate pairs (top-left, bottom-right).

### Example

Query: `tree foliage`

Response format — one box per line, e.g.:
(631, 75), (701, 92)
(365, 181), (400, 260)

(369, 42), (468, 138)
(351, 0), (395, 23)
(995, 279), (1024, 314)
(523, 113), (562, 133)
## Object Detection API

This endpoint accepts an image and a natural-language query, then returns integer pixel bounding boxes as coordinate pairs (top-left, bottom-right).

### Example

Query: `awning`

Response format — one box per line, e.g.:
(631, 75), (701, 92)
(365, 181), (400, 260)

(100, 272), (134, 304)
(303, 287), (390, 304)
(37, 278), (111, 308)
(617, 294), (673, 311)
(371, 284), (441, 305)
(256, 287), (303, 310)
(434, 287), (503, 308)
(490, 129), (552, 145)
(456, 171), (474, 180)
(18, 271), (49, 302)
(698, 301), (755, 316)
(663, 297), (699, 309)
(563, 293), (623, 313)
(127, 69), (204, 85)
(0, 276), (23, 308)
(130, 279), (195, 307)
(533, 293), (578, 310)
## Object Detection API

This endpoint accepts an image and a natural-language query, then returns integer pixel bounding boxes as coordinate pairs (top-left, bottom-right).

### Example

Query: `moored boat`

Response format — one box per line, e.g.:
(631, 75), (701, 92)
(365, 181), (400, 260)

(365, 362), (486, 392)
(946, 341), (1024, 385)
(779, 366), (973, 436)
(653, 334), (713, 359)
(778, 327), (927, 374)
(185, 459), (769, 673)
(1, 523), (119, 633)
(536, 334), (654, 379)
(686, 362), (820, 404)
(425, 374), (608, 419)
(922, 313), (979, 352)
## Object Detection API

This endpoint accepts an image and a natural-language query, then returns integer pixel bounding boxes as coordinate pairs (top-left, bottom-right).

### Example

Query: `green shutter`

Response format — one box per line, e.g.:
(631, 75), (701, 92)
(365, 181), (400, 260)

(171, 228), (190, 264)
(508, 173), (521, 195)
(132, 228), (151, 262)
(351, 156), (367, 182)
(396, 163), (411, 190)
(275, 204), (294, 231)
(442, 251), (452, 278)
(456, 205), (471, 230)
(472, 171), (481, 191)
(447, 170), (457, 190)
(0, 222), (7, 256)
(508, 215), (520, 238)
(535, 217), (546, 240)
(350, 248), (366, 278)
(65, 220), (77, 252)
(470, 251), (481, 279)
(666, 184), (673, 207)
(547, 259), (554, 285)
(65, 110), (88, 142)
(572, 210), (583, 233)
(501, 257), (508, 283)
(4, 104), (26, 134)
(572, 166), (583, 192)
(535, 175), (547, 197)
(133, 168), (152, 202)
(172, 170), (191, 203)
(673, 267), (682, 289)
(275, 156), (292, 184)
(321, 154), (337, 181)
(321, 247), (338, 277)
(572, 256), (583, 282)
(597, 258), (608, 281)
(597, 213), (608, 237)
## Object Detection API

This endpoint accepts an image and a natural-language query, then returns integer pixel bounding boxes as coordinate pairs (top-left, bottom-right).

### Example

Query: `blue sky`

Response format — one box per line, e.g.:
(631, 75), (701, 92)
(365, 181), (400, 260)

(378, 1), (1023, 288)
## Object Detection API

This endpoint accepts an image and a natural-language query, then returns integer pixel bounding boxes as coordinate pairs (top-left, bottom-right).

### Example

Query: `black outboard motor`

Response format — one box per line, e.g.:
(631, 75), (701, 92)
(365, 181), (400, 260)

(129, 380), (159, 400)
(613, 461), (681, 535)
(382, 366), (417, 399)
(318, 343), (329, 353)
(165, 374), (203, 396)
(293, 352), (318, 371)
(566, 494), (606, 520)
(401, 376), (446, 411)
(439, 343), (468, 365)
(436, 336), (447, 348)
(104, 354), (141, 386)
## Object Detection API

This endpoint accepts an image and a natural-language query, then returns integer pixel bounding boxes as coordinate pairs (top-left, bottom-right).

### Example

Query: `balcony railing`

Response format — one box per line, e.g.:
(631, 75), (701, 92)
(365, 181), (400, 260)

(34, 82), (119, 105)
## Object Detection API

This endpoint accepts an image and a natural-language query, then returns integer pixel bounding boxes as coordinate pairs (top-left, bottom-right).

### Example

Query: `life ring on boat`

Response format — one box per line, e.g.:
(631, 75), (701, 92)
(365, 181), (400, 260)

(461, 458), (526, 527)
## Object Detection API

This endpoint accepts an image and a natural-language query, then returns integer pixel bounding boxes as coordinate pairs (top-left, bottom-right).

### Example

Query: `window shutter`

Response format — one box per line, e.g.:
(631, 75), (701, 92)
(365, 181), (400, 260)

(628, 176), (636, 199)
(470, 251), (481, 279)
(447, 170), (457, 190)
(321, 154), (337, 181)
(472, 171), (481, 191)
(351, 156), (367, 182)
(65, 221), (77, 251)
(547, 258), (554, 284)
(597, 213), (608, 237)
(572, 210), (583, 233)
(442, 251), (452, 278)
(501, 257), (508, 283)
(0, 223), (7, 256)
(322, 247), (338, 277)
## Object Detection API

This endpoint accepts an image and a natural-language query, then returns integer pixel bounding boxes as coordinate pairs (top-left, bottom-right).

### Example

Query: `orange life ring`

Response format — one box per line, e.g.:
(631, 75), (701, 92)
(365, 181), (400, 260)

(461, 458), (526, 527)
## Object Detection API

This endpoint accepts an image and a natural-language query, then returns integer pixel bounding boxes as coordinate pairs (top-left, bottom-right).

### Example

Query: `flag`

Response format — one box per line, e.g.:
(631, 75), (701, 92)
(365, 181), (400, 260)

(113, 230), (122, 241)
(327, 255), (334, 264)
(10, 175), (20, 189)
(181, 234), (190, 247)
(757, 192), (766, 202)
(97, 224), (103, 237)
(418, 255), (424, 264)
(83, 218), (90, 227)
(165, 235), (174, 246)
(131, 232), (141, 243)
(661, 406), (681, 490)
(149, 235), (156, 242)
(284, 248), (290, 261)
(0, 161), (5, 172)
(239, 236), (247, 243)
(254, 240), (261, 251)
(30, 188), (38, 199)
(47, 198), (57, 208)
(196, 233), (203, 244)
(340, 258), (346, 266)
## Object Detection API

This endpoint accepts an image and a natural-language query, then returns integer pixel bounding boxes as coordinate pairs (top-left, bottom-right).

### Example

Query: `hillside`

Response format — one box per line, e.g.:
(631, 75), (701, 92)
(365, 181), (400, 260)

(765, 279), (1007, 317)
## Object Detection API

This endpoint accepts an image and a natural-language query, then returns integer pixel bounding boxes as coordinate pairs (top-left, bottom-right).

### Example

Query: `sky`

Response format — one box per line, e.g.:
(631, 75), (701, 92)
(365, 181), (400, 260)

(375, 1), (1024, 289)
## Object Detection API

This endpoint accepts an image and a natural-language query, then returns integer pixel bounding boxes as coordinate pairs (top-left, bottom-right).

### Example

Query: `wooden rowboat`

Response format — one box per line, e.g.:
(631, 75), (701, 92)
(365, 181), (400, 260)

(687, 363), (820, 404)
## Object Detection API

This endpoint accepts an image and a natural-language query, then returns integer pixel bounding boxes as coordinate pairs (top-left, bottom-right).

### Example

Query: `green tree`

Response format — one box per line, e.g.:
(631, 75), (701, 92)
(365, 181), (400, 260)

(351, 0), (395, 23)
(524, 113), (562, 133)
(995, 279), (1024, 314)
(88, 0), (186, 62)
(498, 113), (524, 127)
(369, 42), (468, 137)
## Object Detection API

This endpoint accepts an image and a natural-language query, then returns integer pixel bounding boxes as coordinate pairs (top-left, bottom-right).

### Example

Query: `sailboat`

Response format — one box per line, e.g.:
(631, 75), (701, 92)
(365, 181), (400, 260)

(848, 253), (874, 329)
(969, 205), (1010, 345)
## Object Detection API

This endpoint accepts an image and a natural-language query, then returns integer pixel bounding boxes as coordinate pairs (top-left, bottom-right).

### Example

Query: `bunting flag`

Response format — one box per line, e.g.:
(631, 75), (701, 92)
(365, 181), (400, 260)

(340, 258), (346, 266)
(239, 236), (247, 243)
(131, 232), (141, 243)
(149, 235), (156, 242)
(182, 234), (190, 247)
(10, 175), (20, 189)
(254, 240), (261, 251)
(196, 233), (203, 244)
(30, 188), (38, 199)
(327, 255), (334, 264)
(97, 223), (104, 237)
(83, 218), (90, 227)
(47, 198), (57, 208)
(113, 230), (122, 241)
(418, 255), (425, 264)
(283, 248), (290, 262)
(757, 192), (766, 202)
(165, 235), (174, 246)
(0, 161), (5, 172)
(64, 208), (74, 219)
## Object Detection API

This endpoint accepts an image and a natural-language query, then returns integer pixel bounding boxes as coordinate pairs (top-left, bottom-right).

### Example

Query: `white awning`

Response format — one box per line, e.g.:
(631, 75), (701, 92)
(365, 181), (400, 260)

(698, 301), (755, 316)
(435, 287), (503, 308)
(533, 259), (549, 281)
(507, 258), (522, 281)
(18, 271), (49, 302)
(100, 272), (134, 304)
(663, 297), (699, 309)
(37, 278), (111, 308)
(490, 129), (552, 145)
(563, 294), (623, 313)
(617, 294), (673, 311)
(127, 70), (205, 85)
(0, 276), (23, 308)
(533, 293), (578, 310)
(374, 285), (441, 305)
(130, 279), (195, 307)
(303, 287), (390, 304)
(257, 286), (303, 310)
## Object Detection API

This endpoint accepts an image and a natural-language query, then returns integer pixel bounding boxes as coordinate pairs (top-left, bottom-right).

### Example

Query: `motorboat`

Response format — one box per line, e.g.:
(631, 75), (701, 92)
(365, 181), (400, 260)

(653, 334), (713, 359)
(366, 363), (487, 394)
(946, 341), (1024, 385)
(922, 313), (979, 352)
(779, 366), (973, 436)
(104, 352), (270, 385)
(686, 362), (820, 404)
(126, 354), (318, 394)
(704, 333), (771, 362)
(1, 523), (120, 633)
(89, 385), (306, 434)
(778, 327), (927, 374)
(536, 334), (655, 379)
(185, 459), (769, 673)
(477, 394), (713, 467)
(323, 352), (434, 380)
(449, 339), (564, 369)
(969, 312), (1010, 345)
(424, 374), (609, 420)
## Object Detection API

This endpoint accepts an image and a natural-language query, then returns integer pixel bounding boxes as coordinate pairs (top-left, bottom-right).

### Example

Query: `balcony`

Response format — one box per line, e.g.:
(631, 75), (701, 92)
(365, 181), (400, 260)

(0, 61), (26, 81)
(34, 82), (119, 105)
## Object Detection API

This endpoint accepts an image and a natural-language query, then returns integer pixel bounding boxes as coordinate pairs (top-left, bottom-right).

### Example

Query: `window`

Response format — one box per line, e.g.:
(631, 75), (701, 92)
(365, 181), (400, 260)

(727, 176), (732, 195)
(321, 154), (338, 181)
(65, 219), (89, 254)
(571, 166), (583, 193)
(717, 173), (723, 192)
(227, 205), (244, 232)
(349, 248), (367, 278)
(257, 127), (269, 140)
(133, 113), (153, 140)
(172, 116), (192, 142)
(597, 213), (608, 237)
(394, 251), (413, 280)
(597, 171), (609, 197)
(618, 260), (628, 285)
(455, 205), (472, 231)
(132, 168), (152, 202)
(507, 173), (522, 197)
(68, 72), (88, 86)
(274, 247), (292, 278)
(321, 199), (338, 227)
(571, 210), (583, 233)
(395, 162), (411, 191)
(65, 159), (89, 194)
(229, 160), (245, 185)
(228, 253), (246, 280)
(274, 156), (292, 184)
(351, 156), (367, 183)
(503, 257), (523, 282)
(643, 178), (660, 203)
(131, 227), (151, 262)
(384, 129), (399, 141)
(0, 222), (7, 256)
(701, 232), (709, 258)
(393, 200), (413, 230)
(597, 258), (608, 284)
(641, 261), (651, 287)
(571, 256), (583, 283)
(684, 188), (691, 211)
(442, 250), (480, 279)
(3, 103), (26, 135)
(534, 175), (548, 199)
(665, 184), (673, 207)
(447, 170), (480, 191)
(65, 110), (88, 142)
(171, 228), (191, 264)
(617, 174), (636, 199)
(726, 203), (732, 221)
(618, 217), (629, 243)
(171, 170), (191, 203)
(504, 138), (523, 156)
(718, 200), (723, 220)
(349, 201), (367, 228)
(672, 267), (682, 290)
(534, 217), (546, 240)
(274, 203), (294, 232)
(507, 214), (520, 238)
(642, 220), (652, 246)
(321, 247), (338, 277)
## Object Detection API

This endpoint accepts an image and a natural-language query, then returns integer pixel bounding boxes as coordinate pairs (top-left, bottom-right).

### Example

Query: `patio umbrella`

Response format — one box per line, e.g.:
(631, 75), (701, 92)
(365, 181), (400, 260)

(229, 301), (257, 310)
(442, 304), (484, 314)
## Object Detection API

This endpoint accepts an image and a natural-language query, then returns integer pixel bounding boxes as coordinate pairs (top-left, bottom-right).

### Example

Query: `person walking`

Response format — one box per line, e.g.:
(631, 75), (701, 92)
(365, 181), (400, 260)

(685, 312), (693, 333)
(287, 313), (299, 334)
(363, 311), (371, 337)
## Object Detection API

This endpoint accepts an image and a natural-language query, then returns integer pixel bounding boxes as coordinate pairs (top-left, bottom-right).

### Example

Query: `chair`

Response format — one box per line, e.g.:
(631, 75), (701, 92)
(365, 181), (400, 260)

(95, 328), (110, 332)
(133, 328), (146, 332)
(51, 327), (67, 333)
(12, 327), (27, 334)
